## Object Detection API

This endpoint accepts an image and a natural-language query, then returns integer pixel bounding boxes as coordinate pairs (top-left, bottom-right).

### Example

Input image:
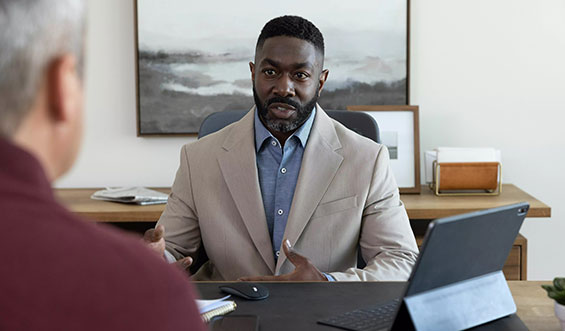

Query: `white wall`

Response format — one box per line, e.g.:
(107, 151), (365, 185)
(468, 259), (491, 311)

(57, 0), (565, 280)
(57, 0), (197, 189)
(410, 0), (565, 280)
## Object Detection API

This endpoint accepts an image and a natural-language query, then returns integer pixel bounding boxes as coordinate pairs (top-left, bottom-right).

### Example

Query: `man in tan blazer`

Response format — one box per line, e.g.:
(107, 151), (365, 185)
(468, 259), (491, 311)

(148, 15), (418, 281)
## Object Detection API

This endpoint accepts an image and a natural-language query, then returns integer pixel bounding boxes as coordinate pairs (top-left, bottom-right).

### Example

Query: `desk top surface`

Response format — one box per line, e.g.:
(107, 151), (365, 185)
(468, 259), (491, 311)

(509, 280), (560, 331)
(193, 281), (557, 331)
(401, 184), (551, 219)
(55, 184), (551, 222)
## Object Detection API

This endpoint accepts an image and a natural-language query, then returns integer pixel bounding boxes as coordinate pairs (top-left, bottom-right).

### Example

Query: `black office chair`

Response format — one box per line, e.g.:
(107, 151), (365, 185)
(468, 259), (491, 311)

(198, 110), (380, 143)
(197, 109), (380, 269)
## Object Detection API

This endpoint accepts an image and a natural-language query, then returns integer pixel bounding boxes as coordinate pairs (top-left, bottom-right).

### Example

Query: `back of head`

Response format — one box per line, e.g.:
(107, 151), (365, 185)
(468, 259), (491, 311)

(256, 15), (325, 63)
(0, 0), (86, 138)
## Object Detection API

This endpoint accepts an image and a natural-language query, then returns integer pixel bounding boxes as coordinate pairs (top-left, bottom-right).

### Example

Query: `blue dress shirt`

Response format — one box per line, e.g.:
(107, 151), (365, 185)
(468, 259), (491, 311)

(254, 107), (315, 257)
(253, 108), (336, 282)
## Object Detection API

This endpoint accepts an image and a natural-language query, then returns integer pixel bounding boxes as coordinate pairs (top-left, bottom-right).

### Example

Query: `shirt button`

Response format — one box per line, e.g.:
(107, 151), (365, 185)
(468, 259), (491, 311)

(276, 251), (280, 257)
(281, 168), (287, 174)
(271, 141), (277, 146)
(277, 209), (284, 215)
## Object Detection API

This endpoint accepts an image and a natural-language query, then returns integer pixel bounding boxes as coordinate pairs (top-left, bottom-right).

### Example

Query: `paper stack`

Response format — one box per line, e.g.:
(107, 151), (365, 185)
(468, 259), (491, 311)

(90, 187), (169, 205)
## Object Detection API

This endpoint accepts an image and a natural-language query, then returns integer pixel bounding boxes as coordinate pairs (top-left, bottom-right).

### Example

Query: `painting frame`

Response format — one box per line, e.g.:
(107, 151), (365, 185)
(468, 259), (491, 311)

(347, 105), (420, 194)
(134, 0), (411, 136)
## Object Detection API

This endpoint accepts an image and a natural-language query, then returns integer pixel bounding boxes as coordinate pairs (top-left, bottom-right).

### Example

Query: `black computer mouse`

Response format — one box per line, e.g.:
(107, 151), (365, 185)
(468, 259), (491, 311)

(219, 283), (269, 300)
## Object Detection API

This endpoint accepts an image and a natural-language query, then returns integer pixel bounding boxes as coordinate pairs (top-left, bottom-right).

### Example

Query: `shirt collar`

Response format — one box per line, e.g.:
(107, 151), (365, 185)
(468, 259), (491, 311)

(254, 106), (316, 152)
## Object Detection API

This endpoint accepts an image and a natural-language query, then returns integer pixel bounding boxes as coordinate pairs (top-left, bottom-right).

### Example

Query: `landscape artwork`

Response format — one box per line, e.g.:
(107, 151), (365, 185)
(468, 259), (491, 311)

(136, 0), (408, 134)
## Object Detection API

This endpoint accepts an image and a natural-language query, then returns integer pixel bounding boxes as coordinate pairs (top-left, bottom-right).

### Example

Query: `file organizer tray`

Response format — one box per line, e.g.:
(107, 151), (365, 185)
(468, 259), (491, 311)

(431, 161), (501, 196)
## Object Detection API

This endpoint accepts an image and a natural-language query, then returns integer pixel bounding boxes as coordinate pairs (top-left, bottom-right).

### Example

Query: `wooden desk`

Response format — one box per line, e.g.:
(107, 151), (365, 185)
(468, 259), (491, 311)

(55, 184), (551, 280)
(509, 281), (560, 331)
(55, 187), (170, 222)
(55, 184), (550, 222)
(194, 281), (558, 330)
(402, 184), (551, 219)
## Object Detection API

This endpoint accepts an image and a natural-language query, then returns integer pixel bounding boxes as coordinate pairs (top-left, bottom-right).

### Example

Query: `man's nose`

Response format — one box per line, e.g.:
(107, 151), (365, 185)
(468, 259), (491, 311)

(273, 75), (295, 97)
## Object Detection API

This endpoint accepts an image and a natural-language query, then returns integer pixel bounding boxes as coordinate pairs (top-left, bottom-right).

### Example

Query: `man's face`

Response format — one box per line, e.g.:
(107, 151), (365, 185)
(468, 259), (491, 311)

(250, 36), (328, 134)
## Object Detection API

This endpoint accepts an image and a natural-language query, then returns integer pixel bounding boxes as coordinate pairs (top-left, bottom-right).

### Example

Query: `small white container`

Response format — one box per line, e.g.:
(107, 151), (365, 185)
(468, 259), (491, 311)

(555, 301), (565, 331)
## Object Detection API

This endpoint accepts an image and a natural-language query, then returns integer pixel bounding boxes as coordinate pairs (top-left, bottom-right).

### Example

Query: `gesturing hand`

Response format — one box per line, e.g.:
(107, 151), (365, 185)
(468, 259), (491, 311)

(143, 224), (166, 256)
(239, 239), (328, 282)
(143, 225), (193, 273)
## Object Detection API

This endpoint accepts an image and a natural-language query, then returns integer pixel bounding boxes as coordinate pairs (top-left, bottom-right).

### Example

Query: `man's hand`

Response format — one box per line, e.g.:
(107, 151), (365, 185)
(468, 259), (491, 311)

(174, 256), (193, 274)
(143, 225), (193, 273)
(143, 224), (166, 256)
(239, 239), (328, 282)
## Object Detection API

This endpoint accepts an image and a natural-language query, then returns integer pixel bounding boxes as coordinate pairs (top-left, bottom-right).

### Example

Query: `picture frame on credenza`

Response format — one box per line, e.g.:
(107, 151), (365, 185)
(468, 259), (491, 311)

(347, 105), (421, 194)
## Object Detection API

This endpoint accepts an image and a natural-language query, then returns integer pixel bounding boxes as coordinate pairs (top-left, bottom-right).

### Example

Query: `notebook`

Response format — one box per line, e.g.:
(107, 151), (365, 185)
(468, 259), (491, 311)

(197, 296), (237, 323)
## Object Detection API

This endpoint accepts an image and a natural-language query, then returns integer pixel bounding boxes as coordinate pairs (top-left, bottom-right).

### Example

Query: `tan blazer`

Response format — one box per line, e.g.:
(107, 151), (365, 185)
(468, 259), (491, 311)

(158, 106), (418, 281)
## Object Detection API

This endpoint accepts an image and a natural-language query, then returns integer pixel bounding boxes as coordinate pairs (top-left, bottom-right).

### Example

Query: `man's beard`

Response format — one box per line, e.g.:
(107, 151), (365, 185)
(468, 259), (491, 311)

(253, 86), (319, 133)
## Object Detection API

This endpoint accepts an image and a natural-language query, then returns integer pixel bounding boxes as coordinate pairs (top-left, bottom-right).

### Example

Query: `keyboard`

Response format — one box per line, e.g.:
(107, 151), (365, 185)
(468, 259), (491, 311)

(317, 298), (401, 331)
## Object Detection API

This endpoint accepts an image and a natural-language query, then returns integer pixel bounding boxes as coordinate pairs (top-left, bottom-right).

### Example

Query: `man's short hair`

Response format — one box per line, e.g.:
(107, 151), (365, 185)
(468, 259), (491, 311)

(256, 15), (325, 57)
(0, 0), (86, 137)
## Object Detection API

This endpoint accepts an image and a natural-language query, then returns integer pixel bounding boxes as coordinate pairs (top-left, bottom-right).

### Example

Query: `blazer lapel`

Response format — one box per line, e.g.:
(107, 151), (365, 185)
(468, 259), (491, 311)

(277, 106), (343, 272)
(217, 109), (275, 273)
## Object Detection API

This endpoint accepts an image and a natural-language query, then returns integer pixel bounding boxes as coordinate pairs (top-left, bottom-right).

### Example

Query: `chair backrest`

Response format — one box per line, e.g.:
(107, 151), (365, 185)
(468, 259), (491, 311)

(197, 111), (247, 139)
(198, 110), (380, 143)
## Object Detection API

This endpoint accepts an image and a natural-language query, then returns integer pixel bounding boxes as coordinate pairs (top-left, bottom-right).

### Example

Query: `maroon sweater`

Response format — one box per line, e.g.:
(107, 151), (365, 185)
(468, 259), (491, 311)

(0, 138), (205, 331)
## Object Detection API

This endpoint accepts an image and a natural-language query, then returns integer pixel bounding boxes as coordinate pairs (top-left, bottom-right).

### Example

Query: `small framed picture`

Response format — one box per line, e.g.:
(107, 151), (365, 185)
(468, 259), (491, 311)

(347, 105), (420, 194)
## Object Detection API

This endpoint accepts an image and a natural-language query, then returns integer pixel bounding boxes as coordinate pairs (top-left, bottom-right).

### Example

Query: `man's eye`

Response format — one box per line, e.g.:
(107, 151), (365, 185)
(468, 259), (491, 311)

(264, 69), (276, 76)
(295, 72), (309, 79)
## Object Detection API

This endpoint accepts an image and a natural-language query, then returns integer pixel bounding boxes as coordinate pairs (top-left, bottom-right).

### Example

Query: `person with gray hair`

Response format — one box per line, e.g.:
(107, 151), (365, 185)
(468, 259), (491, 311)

(0, 1), (205, 330)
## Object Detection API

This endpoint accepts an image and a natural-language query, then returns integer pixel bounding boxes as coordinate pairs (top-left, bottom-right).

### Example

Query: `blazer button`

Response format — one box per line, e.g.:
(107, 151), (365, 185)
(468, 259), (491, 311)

(277, 209), (284, 215)
(281, 168), (287, 174)
(276, 251), (280, 257)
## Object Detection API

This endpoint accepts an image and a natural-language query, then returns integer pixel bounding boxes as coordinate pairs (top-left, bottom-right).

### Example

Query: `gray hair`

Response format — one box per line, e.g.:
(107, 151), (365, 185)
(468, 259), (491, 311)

(0, 0), (86, 137)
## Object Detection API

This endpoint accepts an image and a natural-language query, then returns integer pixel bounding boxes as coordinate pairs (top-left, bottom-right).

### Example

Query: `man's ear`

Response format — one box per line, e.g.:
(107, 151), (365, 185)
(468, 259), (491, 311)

(46, 54), (81, 123)
(249, 61), (255, 83)
(317, 69), (329, 96)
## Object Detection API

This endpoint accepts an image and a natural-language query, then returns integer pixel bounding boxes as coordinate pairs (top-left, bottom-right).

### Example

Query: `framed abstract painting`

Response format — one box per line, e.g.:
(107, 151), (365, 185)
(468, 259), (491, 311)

(135, 0), (410, 135)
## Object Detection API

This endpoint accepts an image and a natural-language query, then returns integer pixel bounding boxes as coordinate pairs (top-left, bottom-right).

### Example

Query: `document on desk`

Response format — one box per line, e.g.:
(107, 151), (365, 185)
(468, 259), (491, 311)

(196, 295), (237, 322)
(90, 187), (169, 205)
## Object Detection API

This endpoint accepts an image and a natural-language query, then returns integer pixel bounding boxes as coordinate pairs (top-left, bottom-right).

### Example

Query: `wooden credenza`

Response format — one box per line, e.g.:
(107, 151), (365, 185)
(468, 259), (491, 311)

(399, 184), (550, 280)
(55, 184), (550, 280)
